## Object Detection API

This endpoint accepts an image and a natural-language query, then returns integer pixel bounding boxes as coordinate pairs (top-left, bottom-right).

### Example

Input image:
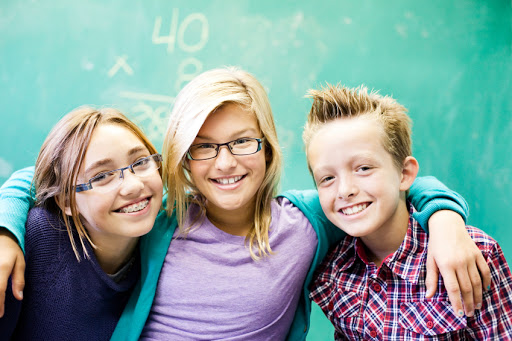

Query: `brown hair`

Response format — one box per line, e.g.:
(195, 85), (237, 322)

(34, 107), (159, 260)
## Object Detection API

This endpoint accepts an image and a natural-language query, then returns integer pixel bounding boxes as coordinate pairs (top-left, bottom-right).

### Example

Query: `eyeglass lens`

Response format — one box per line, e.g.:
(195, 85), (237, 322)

(189, 138), (260, 160)
(89, 154), (161, 193)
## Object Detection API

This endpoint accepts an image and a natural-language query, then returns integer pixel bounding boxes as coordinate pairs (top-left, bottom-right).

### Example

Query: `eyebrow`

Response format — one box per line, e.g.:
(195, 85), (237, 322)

(84, 146), (148, 175)
(195, 128), (260, 142)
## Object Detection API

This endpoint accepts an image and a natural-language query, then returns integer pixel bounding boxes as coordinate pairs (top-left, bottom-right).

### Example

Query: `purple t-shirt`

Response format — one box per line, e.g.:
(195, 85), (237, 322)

(141, 198), (318, 340)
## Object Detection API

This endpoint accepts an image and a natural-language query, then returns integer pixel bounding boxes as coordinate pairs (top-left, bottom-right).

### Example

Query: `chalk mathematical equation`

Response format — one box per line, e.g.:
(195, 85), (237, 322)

(111, 8), (209, 143)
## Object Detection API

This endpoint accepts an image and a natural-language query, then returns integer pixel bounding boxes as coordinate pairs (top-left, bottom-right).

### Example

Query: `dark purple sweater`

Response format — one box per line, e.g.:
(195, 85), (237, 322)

(0, 207), (139, 340)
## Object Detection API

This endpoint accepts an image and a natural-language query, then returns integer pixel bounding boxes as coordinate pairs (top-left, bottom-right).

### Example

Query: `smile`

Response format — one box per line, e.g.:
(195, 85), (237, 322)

(118, 198), (149, 213)
(213, 175), (244, 185)
(340, 203), (369, 216)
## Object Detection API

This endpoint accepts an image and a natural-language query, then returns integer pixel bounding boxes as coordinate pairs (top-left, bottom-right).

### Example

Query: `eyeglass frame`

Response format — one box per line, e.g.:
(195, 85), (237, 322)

(186, 137), (264, 161)
(75, 153), (163, 193)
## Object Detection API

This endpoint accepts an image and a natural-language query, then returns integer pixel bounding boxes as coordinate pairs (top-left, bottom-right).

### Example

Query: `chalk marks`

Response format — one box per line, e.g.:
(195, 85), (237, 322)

(108, 56), (134, 77)
(119, 91), (175, 142)
(152, 9), (209, 53)
(130, 101), (173, 143)
(152, 9), (208, 91)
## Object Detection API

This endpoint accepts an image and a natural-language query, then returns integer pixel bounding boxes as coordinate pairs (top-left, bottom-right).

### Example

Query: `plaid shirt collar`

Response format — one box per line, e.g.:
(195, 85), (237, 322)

(332, 203), (428, 285)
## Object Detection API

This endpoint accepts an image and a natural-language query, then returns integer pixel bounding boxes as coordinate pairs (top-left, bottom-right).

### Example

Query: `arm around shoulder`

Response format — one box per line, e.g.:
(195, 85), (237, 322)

(0, 167), (34, 318)
(0, 166), (36, 250)
(408, 175), (469, 231)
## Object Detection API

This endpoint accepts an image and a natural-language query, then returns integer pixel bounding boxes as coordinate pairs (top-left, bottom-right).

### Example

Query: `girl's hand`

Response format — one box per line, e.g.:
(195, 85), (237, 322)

(0, 228), (25, 318)
(425, 210), (491, 317)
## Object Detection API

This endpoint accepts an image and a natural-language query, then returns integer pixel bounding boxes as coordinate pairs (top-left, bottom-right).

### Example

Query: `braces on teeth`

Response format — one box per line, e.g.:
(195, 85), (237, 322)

(120, 199), (149, 213)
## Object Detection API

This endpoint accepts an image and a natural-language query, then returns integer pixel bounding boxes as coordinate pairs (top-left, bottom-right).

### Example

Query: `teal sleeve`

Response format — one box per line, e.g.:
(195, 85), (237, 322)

(0, 167), (36, 253)
(407, 176), (469, 232)
(110, 206), (178, 341)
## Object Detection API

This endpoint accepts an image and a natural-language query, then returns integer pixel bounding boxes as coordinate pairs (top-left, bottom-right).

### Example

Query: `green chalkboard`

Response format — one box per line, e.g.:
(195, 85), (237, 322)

(1, 1), (511, 339)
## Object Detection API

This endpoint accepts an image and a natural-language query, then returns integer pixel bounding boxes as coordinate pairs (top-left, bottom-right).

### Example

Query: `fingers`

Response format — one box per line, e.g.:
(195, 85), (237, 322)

(424, 253), (439, 298)
(455, 265), (475, 317)
(11, 255), (25, 301)
(0, 292), (4, 318)
(0, 228), (25, 318)
(467, 261), (482, 312)
(441, 270), (465, 317)
(0, 261), (11, 318)
(476, 251), (492, 292)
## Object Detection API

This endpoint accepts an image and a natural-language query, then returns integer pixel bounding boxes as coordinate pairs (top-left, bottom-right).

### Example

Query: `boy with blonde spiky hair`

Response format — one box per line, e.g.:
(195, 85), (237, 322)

(304, 85), (512, 340)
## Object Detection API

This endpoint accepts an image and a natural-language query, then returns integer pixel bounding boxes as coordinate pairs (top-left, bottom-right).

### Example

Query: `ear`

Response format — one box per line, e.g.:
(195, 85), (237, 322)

(399, 156), (419, 192)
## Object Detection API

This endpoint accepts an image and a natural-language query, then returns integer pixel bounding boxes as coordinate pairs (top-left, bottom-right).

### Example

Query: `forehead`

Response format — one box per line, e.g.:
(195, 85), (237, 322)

(196, 103), (260, 140)
(308, 117), (389, 167)
(81, 124), (148, 167)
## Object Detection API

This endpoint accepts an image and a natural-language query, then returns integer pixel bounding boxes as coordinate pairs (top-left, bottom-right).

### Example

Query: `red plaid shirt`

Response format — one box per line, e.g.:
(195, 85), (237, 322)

(309, 205), (512, 340)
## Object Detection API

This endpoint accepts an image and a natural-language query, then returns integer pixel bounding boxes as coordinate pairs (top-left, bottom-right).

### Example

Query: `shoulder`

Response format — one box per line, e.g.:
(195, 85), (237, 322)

(276, 189), (323, 221)
(25, 207), (68, 259)
(466, 225), (500, 257)
(26, 207), (66, 238)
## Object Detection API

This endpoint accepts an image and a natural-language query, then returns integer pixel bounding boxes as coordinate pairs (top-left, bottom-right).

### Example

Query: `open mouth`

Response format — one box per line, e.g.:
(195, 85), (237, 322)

(340, 202), (370, 216)
(117, 198), (150, 213)
(212, 175), (245, 185)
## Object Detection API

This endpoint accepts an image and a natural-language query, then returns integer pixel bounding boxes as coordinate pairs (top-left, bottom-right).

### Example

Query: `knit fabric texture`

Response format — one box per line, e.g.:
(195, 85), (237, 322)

(0, 207), (139, 340)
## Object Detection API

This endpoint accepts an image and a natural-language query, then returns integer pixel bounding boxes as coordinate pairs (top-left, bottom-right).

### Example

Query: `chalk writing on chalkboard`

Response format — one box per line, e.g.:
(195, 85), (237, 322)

(108, 56), (134, 78)
(113, 9), (210, 144)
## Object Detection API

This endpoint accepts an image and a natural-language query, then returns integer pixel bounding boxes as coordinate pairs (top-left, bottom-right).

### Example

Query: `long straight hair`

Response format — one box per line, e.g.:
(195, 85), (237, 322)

(162, 67), (283, 259)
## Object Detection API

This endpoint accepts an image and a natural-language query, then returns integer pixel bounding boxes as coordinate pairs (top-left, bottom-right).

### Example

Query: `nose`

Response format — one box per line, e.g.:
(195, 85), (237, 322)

(214, 145), (237, 170)
(337, 174), (358, 199)
(119, 169), (144, 196)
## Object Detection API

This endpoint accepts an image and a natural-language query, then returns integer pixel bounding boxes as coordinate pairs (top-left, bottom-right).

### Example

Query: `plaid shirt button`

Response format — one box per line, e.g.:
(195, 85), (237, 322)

(369, 330), (377, 338)
(426, 320), (434, 329)
(373, 283), (381, 292)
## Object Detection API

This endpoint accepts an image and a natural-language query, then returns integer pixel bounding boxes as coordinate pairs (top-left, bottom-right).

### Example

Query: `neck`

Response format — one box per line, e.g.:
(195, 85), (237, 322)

(206, 203), (255, 237)
(91, 237), (139, 274)
(360, 201), (410, 267)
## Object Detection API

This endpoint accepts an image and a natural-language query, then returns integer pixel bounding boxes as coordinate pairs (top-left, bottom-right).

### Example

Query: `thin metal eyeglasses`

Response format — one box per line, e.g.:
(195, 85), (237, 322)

(186, 137), (264, 161)
(75, 153), (162, 193)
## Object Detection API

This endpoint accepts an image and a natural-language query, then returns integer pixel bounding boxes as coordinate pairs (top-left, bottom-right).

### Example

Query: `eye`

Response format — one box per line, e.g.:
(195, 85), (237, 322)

(132, 156), (150, 168)
(317, 175), (335, 186)
(196, 143), (216, 149)
(232, 138), (251, 145)
(90, 171), (115, 184)
(357, 165), (372, 172)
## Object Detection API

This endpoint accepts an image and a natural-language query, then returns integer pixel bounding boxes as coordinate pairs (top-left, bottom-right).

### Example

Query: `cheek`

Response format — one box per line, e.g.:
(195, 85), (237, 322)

(317, 188), (333, 212)
(250, 155), (268, 177)
(188, 163), (207, 183)
(76, 194), (108, 217)
(149, 174), (164, 193)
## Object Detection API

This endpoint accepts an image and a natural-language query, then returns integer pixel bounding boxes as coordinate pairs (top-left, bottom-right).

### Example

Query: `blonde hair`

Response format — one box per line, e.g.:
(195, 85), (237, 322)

(303, 84), (412, 170)
(162, 67), (282, 259)
(34, 107), (159, 260)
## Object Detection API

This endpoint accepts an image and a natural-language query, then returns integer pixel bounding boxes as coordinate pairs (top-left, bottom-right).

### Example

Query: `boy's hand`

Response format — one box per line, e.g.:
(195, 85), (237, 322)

(425, 210), (491, 317)
(0, 228), (25, 318)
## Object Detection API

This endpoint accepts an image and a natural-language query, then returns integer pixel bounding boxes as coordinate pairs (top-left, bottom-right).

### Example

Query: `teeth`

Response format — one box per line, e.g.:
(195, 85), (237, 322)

(119, 199), (149, 213)
(216, 176), (243, 185)
(341, 203), (368, 215)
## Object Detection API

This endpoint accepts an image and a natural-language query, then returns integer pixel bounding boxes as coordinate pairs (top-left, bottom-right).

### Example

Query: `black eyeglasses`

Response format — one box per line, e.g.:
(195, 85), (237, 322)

(187, 137), (264, 161)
